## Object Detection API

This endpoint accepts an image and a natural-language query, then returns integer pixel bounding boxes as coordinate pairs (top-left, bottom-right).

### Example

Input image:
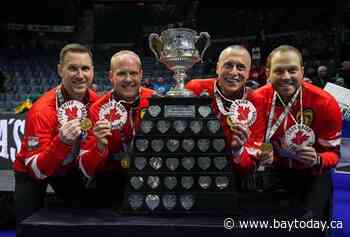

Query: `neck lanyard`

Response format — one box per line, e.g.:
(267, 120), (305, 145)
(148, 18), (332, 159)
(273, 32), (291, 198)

(276, 87), (303, 128)
(55, 85), (65, 110)
(214, 80), (245, 116)
(56, 84), (90, 110)
(111, 90), (140, 152)
(265, 86), (302, 143)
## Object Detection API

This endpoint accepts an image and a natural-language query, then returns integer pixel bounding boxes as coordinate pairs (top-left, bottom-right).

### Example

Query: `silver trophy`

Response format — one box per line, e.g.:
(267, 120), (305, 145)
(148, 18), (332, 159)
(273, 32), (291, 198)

(149, 28), (211, 96)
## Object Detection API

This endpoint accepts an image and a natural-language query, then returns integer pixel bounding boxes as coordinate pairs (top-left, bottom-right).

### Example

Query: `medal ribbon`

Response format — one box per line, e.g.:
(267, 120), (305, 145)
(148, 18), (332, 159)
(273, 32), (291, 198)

(214, 80), (246, 116)
(265, 87), (301, 143)
(276, 87), (303, 129)
(111, 89), (140, 153)
(55, 85), (65, 110)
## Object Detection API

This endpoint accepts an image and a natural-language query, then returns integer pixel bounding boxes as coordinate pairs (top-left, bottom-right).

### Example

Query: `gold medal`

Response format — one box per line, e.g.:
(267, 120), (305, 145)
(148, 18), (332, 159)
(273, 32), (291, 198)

(120, 152), (130, 169)
(80, 118), (92, 132)
(260, 143), (273, 153)
(226, 116), (235, 131)
(121, 157), (130, 169)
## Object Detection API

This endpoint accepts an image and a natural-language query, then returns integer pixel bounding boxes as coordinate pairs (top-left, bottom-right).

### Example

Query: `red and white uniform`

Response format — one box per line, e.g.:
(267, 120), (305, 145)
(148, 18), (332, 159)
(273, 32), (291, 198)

(79, 87), (155, 178)
(13, 87), (98, 179)
(254, 82), (342, 173)
(185, 78), (266, 174)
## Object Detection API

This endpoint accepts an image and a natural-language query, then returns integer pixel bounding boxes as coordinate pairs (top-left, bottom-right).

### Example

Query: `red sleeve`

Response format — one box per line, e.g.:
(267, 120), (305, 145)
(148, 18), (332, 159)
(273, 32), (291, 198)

(313, 97), (342, 174)
(78, 103), (109, 178)
(185, 80), (203, 96)
(16, 110), (72, 179)
(78, 100), (123, 178)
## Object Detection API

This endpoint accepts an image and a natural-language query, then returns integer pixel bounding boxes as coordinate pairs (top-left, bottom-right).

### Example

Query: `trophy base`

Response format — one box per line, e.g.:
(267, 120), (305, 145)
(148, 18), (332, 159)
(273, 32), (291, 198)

(120, 96), (238, 215)
(166, 88), (194, 97)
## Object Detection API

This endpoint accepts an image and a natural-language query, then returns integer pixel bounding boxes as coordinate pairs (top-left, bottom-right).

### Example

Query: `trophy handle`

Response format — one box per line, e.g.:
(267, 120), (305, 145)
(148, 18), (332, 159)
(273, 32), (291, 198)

(149, 33), (162, 61)
(197, 32), (211, 62)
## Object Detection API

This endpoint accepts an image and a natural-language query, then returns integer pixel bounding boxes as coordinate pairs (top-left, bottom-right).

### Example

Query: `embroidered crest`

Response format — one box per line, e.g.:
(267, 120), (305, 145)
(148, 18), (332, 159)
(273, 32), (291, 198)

(28, 136), (39, 150)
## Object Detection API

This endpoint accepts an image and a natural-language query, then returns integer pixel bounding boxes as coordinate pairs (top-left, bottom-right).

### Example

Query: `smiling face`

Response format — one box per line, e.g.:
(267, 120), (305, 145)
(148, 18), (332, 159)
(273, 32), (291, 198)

(267, 50), (304, 101)
(109, 53), (143, 101)
(216, 47), (251, 99)
(58, 51), (94, 101)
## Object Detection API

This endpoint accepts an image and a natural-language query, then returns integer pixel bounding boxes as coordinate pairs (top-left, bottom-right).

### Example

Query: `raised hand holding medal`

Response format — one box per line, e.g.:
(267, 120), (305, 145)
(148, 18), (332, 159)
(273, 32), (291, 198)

(275, 88), (315, 157)
(226, 108), (251, 155)
(57, 100), (89, 144)
(227, 98), (257, 152)
(214, 83), (255, 155)
(228, 99), (257, 127)
(57, 100), (87, 125)
(99, 100), (127, 130)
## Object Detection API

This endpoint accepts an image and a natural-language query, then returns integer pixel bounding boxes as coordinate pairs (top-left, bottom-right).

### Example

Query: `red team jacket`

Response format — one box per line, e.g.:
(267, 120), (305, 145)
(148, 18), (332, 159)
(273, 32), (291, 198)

(78, 87), (155, 178)
(185, 78), (266, 174)
(254, 82), (342, 173)
(13, 87), (98, 179)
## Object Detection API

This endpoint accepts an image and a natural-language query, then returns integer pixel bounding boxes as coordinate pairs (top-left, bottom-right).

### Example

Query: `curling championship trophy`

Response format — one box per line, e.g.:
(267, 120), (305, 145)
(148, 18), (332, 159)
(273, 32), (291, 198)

(149, 28), (210, 97)
(120, 28), (238, 215)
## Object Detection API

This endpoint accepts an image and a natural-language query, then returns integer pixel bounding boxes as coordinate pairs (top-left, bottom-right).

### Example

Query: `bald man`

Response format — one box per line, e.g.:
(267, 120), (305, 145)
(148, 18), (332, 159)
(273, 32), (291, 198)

(78, 51), (155, 206)
(185, 45), (267, 174)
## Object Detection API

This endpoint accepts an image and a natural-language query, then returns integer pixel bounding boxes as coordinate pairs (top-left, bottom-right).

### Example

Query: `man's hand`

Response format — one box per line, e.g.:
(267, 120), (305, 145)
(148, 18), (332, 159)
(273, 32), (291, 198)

(294, 145), (319, 168)
(59, 119), (82, 145)
(230, 122), (249, 154)
(93, 119), (112, 153)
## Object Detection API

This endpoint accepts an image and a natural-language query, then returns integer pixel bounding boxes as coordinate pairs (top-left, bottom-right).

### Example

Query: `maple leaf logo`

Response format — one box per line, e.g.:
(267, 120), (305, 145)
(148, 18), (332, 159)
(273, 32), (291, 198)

(292, 131), (309, 145)
(237, 106), (250, 121)
(65, 107), (78, 121)
(106, 108), (121, 121)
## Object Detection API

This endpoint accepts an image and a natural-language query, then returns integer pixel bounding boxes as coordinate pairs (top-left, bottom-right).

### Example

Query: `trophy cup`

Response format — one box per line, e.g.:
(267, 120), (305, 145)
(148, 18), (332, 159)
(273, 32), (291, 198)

(149, 28), (210, 96)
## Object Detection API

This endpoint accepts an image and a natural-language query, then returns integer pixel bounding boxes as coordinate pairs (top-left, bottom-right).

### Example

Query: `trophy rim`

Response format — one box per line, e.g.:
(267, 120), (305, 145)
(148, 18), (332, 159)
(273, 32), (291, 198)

(161, 27), (198, 36)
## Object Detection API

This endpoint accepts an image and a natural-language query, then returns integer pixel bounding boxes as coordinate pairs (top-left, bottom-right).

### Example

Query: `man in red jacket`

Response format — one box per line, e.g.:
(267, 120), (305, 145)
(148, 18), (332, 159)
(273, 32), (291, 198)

(78, 50), (155, 206)
(185, 45), (267, 174)
(254, 45), (342, 226)
(14, 44), (98, 223)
